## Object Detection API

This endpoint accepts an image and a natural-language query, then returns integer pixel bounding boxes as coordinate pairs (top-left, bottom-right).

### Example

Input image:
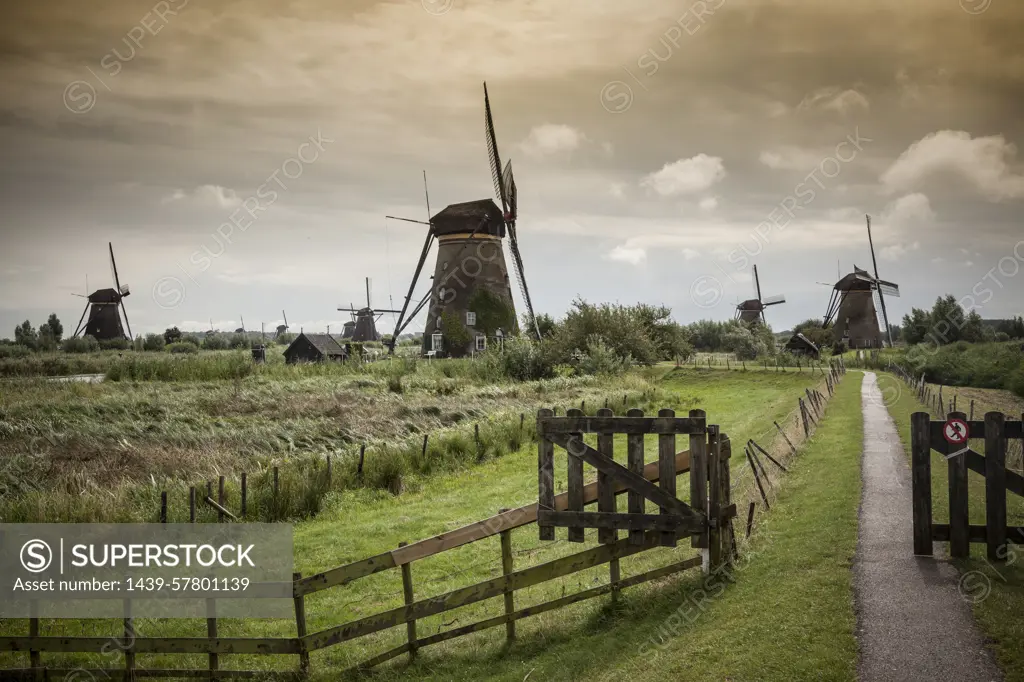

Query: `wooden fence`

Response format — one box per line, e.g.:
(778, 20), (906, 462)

(2, 411), (733, 680)
(911, 411), (1024, 560)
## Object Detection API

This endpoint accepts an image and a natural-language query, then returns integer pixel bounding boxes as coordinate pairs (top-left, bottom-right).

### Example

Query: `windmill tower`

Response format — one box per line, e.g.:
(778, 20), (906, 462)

(337, 278), (401, 342)
(734, 265), (785, 325)
(823, 216), (900, 348)
(72, 242), (132, 341)
(385, 83), (540, 358)
(275, 310), (290, 339)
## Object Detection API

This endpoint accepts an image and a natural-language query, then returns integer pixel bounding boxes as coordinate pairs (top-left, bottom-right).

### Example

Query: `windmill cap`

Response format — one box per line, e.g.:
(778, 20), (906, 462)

(431, 199), (506, 237)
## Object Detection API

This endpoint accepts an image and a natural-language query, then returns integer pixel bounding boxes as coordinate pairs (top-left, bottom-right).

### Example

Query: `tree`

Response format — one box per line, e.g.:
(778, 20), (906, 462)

(901, 308), (931, 345)
(45, 314), (63, 343)
(164, 327), (182, 344)
(14, 320), (37, 349)
(793, 318), (833, 349)
(534, 313), (557, 338)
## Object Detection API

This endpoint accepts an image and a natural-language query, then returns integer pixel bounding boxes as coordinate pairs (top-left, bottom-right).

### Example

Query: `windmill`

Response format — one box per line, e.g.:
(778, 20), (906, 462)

(822, 215), (900, 348)
(72, 242), (132, 341)
(235, 316), (246, 334)
(275, 310), (290, 339)
(384, 82), (540, 358)
(337, 278), (401, 342)
(734, 265), (785, 325)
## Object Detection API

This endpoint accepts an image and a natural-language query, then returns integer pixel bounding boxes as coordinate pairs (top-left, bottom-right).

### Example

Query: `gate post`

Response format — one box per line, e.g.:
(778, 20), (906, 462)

(911, 412), (933, 555)
(985, 412), (1007, 562)
(689, 410), (708, 552)
(948, 411), (970, 559)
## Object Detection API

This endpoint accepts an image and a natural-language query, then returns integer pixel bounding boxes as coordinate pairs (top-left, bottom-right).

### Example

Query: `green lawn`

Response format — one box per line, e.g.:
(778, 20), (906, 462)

(882, 373), (1024, 681)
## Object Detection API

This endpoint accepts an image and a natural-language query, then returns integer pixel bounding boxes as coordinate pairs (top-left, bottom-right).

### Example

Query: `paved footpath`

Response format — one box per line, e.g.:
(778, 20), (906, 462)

(854, 372), (1002, 682)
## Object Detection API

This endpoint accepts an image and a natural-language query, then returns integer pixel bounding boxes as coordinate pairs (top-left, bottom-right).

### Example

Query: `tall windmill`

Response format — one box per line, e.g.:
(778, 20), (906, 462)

(275, 310), (290, 339)
(823, 216), (900, 348)
(72, 242), (132, 341)
(734, 265), (785, 325)
(337, 277), (401, 342)
(384, 83), (540, 357)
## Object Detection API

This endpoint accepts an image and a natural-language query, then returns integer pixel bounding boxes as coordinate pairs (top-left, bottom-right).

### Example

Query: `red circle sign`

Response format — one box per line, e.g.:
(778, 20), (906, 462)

(943, 418), (969, 446)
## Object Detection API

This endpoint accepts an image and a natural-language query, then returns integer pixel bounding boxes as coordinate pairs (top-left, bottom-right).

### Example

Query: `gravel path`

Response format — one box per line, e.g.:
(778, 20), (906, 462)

(854, 372), (1002, 681)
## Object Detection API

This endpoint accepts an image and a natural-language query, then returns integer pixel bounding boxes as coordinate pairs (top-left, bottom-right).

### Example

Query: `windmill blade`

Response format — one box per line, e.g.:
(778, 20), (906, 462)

(282, 310), (289, 328)
(877, 280), (900, 298)
(121, 299), (133, 340)
(763, 294), (786, 306)
(484, 82), (509, 214)
(73, 301), (90, 338)
(753, 264), (762, 303)
(109, 242), (122, 293)
(502, 160), (516, 221)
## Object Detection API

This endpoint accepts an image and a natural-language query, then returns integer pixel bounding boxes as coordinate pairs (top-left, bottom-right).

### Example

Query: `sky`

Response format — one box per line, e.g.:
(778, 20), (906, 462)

(1, 0), (1023, 338)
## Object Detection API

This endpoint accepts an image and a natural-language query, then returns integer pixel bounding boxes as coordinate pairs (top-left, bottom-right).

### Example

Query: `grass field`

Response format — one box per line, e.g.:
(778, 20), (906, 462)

(883, 373), (1024, 681)
(1, 367), (862, 681)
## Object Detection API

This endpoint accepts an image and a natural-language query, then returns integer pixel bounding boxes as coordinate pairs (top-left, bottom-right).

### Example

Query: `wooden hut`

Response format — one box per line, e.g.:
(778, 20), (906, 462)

(785, 332), (820, 359)
(283, 333), (347, 364)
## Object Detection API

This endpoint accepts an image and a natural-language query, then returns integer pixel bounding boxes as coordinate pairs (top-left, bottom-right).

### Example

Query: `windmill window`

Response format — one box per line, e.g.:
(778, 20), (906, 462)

(431, 333), (443, 352)
(466, 311), (477, 326)
(475, 334), (487, 351)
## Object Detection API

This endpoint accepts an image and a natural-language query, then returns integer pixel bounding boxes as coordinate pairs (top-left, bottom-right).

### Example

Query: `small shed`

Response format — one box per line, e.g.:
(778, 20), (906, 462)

(283, 333), (347, 364)
(785, 332), (820, 359)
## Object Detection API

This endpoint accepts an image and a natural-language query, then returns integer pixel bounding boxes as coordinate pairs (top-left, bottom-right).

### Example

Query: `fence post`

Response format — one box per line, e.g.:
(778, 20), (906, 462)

(948, 411), (969, 559)
(399, 542), (417, 659)
(595, 407), (619, 599)
(657, 409), (677, 548)
(28, 600), (40, 682)
(293, 572), (310, 677)
(206, 596), (218, 674)
(326, 455), (333, 488)
(774, 421), (797, 456)
(985, 412), (1007, 562)
(913, 409), (937, 552)
(566, 409), (586, 543)
(241, 473), (247, 518)
(721, 430), (734, 564)
(273, 466), (280, 506)
(745, 501), (756, 538)
(707, 426), (723, 570)
(799, 399), (810, 438)
(626, 408), (646, 546)
(189, 486), (197, 523)
(499, 510), (516, 640)
(537, 409), (555, 541)
(358, 443), (366, 478)
(218, 476), (226, 523)
(969, 400), (975, 421)
(124, 598), (136, 682)
(160, 491), (167, 524)
(690, 410), (708, 552)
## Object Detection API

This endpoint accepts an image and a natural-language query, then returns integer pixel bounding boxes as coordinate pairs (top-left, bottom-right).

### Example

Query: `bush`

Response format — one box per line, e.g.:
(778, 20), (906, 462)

(167, 342), (199, 355)
(98, 338), (131, 351)
(62, 336), (100, 353)
(479, 338), (555, 381)
(573, 336), (630, 375)
(1010, 369), (1024, 400)
(995, 331), (1011, 343)
(229, 333), (250, 350)
(143, 334), (166, 351)
(180, 334), (201, 347)
(0, 344), (32, 359)
(203, 334), (228, 351)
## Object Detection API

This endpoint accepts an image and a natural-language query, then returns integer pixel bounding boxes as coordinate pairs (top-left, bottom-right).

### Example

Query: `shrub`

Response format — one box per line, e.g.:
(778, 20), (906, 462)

(203, 334), (228, 350)
(98, 338), (130, 351)
(363, 446), (407, 495)
(995, 331), (1010, 343)
(1009, 369), (1024, 400)
(229, 333), (250, 350)
(62, 336), (100, 353)
(143, 334), (166, 351)
(180, 334), (201, 347)
(167, 342), (199, 354)
(480, 338), (555, 381)
(0, 344), (32, 359)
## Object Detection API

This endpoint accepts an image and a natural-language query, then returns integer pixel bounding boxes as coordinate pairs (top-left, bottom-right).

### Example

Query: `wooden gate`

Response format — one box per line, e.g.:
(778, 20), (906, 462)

(911, 411), (1024, 560)
(537, 407), (736, 567)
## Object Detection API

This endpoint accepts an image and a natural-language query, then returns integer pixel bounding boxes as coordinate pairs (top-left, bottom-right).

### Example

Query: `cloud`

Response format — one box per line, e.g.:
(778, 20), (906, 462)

(797, 87), (870, 115)
(518, 124), (587, 158)
(881, 131), (1024, 201)
(162, 185), (242, 208)
(880, 241), (920, 261)
(605, 245), (646, 265)
(931, 257), (945, 264)
(609, 182), (626, 199)
(880, 193), (935, 229)
(641, 154), (726, 196)
(759, 146), (824, 171)
(681, 248), (701, 260)
(699, 196), (718, 212)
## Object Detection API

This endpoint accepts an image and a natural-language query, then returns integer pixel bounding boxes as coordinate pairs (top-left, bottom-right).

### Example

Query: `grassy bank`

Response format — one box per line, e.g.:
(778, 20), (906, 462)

(1, 369), (850, 680)
(883, 373), (1024, 680)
